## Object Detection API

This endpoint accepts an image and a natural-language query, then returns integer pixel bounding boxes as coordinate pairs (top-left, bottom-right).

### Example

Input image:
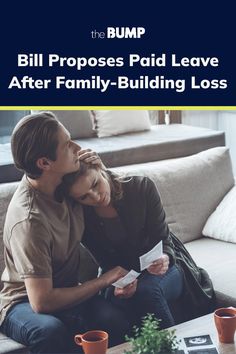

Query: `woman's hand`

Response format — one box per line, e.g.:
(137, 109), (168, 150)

(147, 254), (169, 275)
(114, 279), (138, 299)
(78, 149), (104, 167)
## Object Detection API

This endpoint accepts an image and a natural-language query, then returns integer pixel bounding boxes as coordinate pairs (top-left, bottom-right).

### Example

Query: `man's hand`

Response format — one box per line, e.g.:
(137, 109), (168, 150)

(147, 254), (169, 275)
(100, 266), (128, 287)
(78, 149), (104, 167)
(114, 279), (137, 299)
(24, 266), (128, 314)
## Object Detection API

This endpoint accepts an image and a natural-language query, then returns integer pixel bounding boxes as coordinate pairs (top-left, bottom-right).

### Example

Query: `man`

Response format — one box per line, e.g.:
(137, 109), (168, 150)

(0, 112), (130, 353)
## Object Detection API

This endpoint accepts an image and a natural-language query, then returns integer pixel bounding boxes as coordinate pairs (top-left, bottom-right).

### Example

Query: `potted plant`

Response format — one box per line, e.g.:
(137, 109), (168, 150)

(124, 313), (181, 354)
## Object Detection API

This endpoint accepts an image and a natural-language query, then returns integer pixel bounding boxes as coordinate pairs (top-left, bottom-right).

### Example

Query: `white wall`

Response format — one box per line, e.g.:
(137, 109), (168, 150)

(182, 110), (236, 175)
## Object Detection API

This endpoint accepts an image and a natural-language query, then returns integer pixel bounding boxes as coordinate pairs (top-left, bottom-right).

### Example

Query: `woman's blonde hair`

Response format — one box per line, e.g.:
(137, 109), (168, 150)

(61, 161), (127, 202)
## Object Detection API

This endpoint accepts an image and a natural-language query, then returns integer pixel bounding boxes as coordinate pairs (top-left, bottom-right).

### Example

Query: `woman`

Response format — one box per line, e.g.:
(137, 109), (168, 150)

(60, 162), (215, 328)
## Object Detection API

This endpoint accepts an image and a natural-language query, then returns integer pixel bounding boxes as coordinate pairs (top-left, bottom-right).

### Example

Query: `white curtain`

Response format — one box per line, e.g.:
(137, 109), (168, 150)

(182, 110), (236, 175)
(182, 110), (219, 129)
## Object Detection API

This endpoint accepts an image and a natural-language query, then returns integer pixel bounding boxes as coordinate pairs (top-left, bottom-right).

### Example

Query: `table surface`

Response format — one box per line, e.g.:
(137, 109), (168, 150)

(107, 313), (236, 354)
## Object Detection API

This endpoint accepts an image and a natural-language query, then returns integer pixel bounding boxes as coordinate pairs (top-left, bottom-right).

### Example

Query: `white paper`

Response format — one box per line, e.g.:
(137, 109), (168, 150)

(139, 241), (163, 271)
(112, 269), (140, 288)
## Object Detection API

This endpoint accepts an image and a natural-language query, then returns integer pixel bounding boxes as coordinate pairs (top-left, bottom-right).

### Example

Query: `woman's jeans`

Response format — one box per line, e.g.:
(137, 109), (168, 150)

(1, 295), (130, 354)
(108, 264), (184, 329)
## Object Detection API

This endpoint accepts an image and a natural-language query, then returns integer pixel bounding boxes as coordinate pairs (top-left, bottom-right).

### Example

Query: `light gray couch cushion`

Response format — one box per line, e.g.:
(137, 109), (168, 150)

(31, 110), (95, 139)
(185, 237), (236, 307)
(0, 182), (19, 288)
(0, 333), (28, 354)
(112, 147), (235, 243)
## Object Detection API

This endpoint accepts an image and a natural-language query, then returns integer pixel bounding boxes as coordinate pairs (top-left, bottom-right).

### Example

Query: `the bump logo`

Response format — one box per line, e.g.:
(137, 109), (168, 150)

(107, 27), (145, 39)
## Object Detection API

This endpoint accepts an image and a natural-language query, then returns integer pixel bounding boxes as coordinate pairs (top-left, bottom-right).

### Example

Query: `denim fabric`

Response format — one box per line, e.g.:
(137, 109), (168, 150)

(108, 265), (184, 329)
(1, 295), (130, 353)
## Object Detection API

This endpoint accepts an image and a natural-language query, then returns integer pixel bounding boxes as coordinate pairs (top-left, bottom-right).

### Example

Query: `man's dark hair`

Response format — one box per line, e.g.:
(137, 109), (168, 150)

(11, 111), (61, 179)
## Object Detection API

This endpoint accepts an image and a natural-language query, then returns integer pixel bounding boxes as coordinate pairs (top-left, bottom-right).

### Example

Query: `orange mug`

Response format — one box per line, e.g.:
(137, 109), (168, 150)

(74, 330), (108, 354)
(214, 307), (236, 343)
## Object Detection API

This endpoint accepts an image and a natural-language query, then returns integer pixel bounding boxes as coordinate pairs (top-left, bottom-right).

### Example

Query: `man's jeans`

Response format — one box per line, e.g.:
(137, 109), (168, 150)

(1, 295), (130, 353)
(108, 264), (184, 329)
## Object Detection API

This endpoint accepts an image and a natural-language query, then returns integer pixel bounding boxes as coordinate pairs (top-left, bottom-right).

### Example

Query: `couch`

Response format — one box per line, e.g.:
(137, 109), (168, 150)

(0, 117), (231, 353)
(0, 111), (225, 184)
(1, 147), (235, 353)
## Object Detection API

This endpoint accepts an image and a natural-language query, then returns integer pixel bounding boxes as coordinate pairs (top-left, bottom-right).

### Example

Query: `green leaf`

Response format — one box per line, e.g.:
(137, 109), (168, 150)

(125, 313), (180, 354)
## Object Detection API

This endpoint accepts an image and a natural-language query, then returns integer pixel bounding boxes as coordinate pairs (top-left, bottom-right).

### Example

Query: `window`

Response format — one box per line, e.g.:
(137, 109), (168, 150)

(0, 111), (30, 143)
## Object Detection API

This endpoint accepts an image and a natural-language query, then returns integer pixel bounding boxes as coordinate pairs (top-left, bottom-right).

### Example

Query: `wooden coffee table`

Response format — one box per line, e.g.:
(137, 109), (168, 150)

(107, 313), (236, 353)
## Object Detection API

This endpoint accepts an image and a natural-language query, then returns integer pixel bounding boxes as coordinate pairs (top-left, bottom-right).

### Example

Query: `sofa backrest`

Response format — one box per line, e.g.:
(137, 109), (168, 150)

(112, 147), (235, 243)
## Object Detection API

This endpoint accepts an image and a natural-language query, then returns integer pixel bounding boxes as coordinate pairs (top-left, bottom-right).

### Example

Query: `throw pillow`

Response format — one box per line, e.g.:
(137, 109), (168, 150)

(93, 110), (151, 138)
(112, 147), (234, 243)
(31, 110), (94, 139)
(202, 186), (236, 243)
